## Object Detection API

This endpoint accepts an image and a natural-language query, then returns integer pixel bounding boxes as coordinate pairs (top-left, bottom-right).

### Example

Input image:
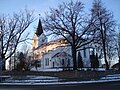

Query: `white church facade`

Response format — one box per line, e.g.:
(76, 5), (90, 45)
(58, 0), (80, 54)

(31, 19), (91, 70)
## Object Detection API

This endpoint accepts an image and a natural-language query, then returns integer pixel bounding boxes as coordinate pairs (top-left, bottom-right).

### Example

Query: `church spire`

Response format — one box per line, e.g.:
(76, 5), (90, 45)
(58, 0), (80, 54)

(35, 18), (43, 37)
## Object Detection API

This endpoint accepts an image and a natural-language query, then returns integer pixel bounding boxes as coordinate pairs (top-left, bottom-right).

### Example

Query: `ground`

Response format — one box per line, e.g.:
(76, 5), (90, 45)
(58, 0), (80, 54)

(0, 80), (120, 90)
(1, 69), (120, 80)
(0, 69), (120, 90)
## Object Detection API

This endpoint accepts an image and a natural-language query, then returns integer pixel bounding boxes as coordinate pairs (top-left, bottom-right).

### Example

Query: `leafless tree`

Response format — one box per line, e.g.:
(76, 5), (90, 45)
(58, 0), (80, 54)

(106, 35), (117, 66)
(91, 0), (116, 70)
(0, 9), (34, 70)
(42, 1), (96, 70)
(116, 26), (120, 70)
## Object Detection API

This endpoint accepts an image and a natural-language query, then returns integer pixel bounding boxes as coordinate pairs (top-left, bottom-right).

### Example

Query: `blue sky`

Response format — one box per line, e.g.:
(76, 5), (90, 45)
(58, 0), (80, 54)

(0, 0), (119, 19)
(0, 0), (120, 21)
(0, 0), (120, 45)
(0, 0), (120, 29)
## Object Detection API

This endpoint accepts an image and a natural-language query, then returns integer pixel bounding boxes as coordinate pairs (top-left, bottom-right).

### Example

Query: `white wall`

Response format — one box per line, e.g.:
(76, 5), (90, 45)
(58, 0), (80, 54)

(41, 46), (72, 69)
(35, 44), (91, 70)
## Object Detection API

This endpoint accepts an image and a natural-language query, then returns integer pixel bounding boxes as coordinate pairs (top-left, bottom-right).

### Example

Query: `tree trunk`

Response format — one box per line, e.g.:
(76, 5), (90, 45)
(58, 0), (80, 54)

(72, 46), (77, 70)
(1, 28), (6, 71)
(103, 40), (109, 70)
(1, 54), (6, 70)
(2, 61), (6, 70)
(119, 56), (120, 71)
(100, 19), (109, 70)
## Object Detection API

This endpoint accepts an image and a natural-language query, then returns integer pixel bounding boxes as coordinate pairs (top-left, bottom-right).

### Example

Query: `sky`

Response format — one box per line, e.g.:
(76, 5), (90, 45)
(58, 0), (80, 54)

(0, 0), (120, 35)
(0, 0), (119, 19)
(0, 0), (120, 49)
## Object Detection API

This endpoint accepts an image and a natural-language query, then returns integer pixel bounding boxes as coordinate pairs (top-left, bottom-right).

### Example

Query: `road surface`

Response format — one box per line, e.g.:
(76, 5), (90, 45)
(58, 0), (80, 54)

(0, 81), (120, 90)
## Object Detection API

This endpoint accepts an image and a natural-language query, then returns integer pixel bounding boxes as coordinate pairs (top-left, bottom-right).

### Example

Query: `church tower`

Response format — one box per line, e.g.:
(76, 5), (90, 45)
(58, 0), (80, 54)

(32, 19), (47, 49)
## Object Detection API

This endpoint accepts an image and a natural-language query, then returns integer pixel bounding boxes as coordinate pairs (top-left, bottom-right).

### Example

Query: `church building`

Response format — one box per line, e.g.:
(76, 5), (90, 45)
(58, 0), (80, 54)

(31, 19), (91, 70)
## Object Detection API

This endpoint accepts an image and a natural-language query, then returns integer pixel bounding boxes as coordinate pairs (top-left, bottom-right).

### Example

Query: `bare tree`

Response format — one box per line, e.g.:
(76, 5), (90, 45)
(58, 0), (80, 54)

(91, 0), (116, 70)
(116, 26), (120, 70)
(118, 28), (120, 70)
(43, 1), (96, 70)
(106, 34), (117, 66)
(21, 43), (32, 70)
(0, 9), (34, 70)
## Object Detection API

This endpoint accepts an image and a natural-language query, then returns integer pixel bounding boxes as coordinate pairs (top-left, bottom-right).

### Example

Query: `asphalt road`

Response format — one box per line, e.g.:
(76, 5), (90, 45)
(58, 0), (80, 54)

(0, 81), (120, 90)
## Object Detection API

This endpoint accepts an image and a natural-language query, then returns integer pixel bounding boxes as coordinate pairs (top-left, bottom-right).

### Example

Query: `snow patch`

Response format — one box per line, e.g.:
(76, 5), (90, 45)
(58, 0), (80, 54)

(1, 79), (120, 85)
(1, 74), (120, 85)
(100, 74), (120, 80)
(31, 68), (63, 72)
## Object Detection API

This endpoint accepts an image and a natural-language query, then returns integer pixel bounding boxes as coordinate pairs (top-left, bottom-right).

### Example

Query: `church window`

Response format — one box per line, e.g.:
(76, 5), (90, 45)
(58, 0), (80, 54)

(37, 60), (41, 67)
(62, 59), (64, 66)
(42, 39), (45, 42)
(84, 47), (86, 58)
(45, 58), (49, 66)
(34, 40), (36, 44)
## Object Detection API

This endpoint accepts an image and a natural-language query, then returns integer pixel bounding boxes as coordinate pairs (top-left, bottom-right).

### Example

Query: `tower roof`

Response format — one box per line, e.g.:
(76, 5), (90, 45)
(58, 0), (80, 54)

(35, 19), (43, 37)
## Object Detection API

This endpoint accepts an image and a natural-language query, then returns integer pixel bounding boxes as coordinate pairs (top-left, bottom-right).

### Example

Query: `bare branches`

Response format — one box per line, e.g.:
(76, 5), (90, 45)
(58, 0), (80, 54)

(42, 1), (96, 70)
(91, 0), (116, 70)
(0, 9), (34, 61)
(43, 0), (95, 48)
